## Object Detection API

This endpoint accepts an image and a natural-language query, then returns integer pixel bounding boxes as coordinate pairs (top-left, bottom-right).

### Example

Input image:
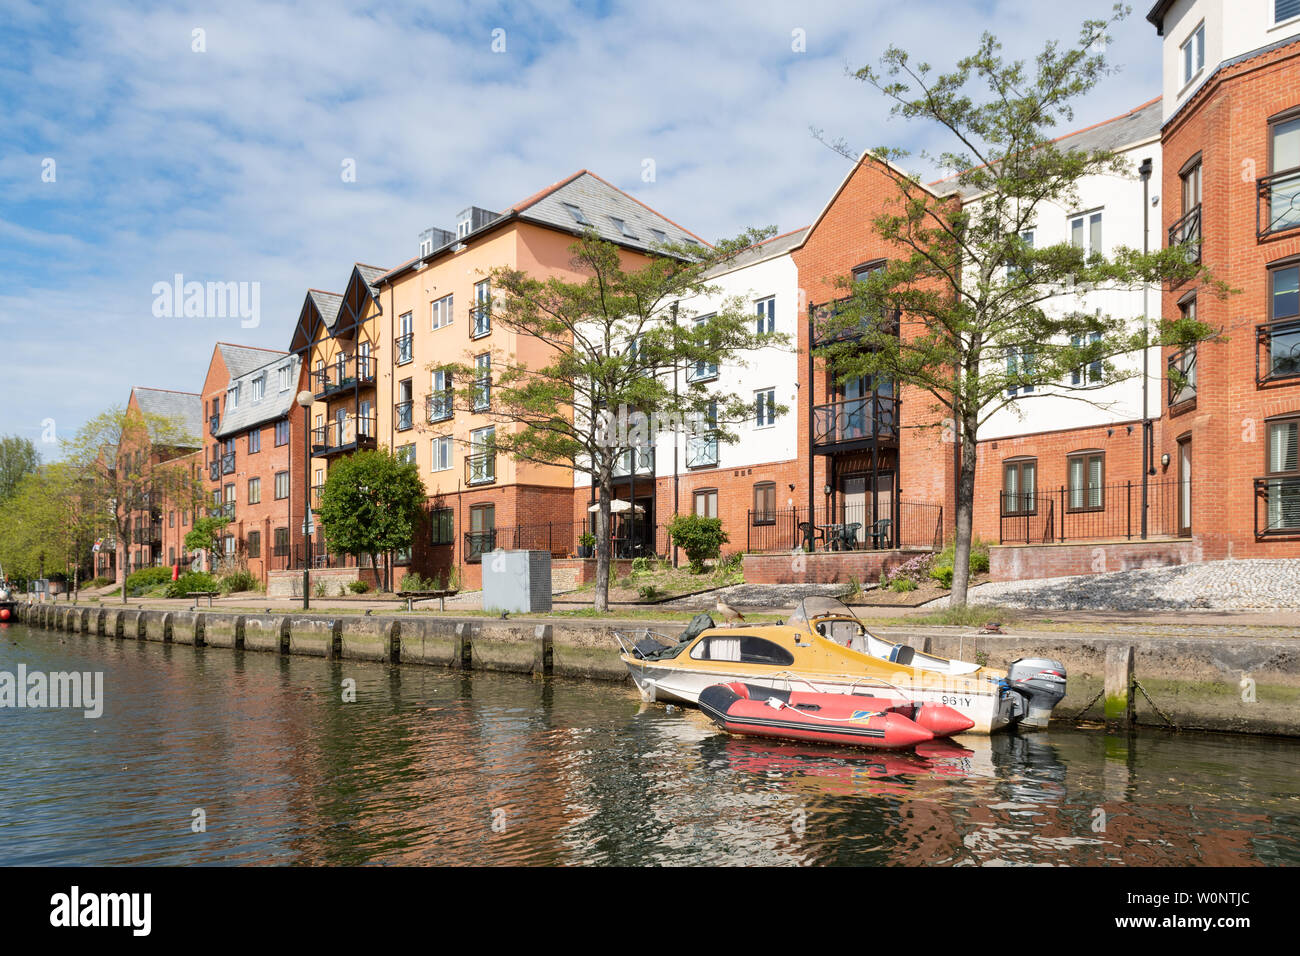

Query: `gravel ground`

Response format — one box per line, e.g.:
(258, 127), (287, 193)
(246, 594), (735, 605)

(960, 559), (1300, 611)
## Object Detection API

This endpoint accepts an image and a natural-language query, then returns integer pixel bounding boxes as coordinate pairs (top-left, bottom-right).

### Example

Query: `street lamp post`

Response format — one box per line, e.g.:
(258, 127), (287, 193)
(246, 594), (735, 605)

(296, 390), (314, 610)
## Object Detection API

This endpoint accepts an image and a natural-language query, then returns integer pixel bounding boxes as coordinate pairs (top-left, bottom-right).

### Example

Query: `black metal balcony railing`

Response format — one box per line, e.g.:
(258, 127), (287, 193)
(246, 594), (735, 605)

(1168, 204), (1202, 263)
(148, 522), (163, 543)
(310, 484), (324, 509)
(221, 452), (235, 475)
(812, 296), (902, 347)
(744, 501), (944, 553)
(686, 432), (719, 468)
(465, 452), (496, 486)
(394, 401), (414, 432)
(427, 390), (453, 423)
(210, 502), (235, 522)
(1257, 319), (1300, 385)
(311, 414), (379, 455)
(1256, 476), (1300, 537)
(472, 377), (491, 412)
(463, 530), (496, 563)
(1168, 344), (1198, 407)
(208, 461), (220, 482)
(614, 447), (655, 477)
(209, 414), (220, 436)
(812, 394), (900, 451)
(471, 307), (491, 339)
(998, 479), (1180, 544)
(1257, 168), (1300, 239)
(395, 334), (414, 366)
(313, 355), (378, 398)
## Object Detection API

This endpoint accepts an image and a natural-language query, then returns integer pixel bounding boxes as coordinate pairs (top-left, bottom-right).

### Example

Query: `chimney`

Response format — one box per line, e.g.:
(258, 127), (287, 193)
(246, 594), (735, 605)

(419, 227), (454, 258)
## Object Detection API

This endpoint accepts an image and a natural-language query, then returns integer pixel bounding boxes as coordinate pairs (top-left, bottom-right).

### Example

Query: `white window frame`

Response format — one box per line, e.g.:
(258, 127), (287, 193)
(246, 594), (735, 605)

(755, 387), (776, 428)
(431, 293), (454, 330)
(755, 296), (775, 335)
(1069, 210), (1104, 255)
(431, 436), (453, 472)
(226, 384), (240, 410)
(1181, 22), (1205, 87)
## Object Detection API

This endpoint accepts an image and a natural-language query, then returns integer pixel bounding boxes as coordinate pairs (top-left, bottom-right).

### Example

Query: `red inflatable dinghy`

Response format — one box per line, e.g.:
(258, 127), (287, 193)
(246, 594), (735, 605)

(698, 682), (946, 750)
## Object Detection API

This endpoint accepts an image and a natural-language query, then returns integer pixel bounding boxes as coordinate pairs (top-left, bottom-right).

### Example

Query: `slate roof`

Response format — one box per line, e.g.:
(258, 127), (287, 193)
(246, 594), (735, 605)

(705, 226), (809, 278)
(931, 97), (1163, 200)
(217, 343), (285, 379)
(132, 388), (203, 446)
(307, 289), (343, 331)
(215, 352), (301, 439)
(379, 170), (704, 285)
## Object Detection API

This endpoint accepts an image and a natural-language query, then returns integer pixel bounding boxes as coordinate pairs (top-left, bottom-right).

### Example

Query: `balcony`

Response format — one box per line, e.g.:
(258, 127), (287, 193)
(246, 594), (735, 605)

(310, 414), (378, 458)
(310, 484), (323, 509)
(812, 296), (901, 347)
(208, 460), (220, 482)
(312, 355), (378, 400)
(686, 360), (718, 384)
(472, 377), (491, 412)
(1256, 319), (1300, 385)
(147, 522), (163, 544)
(1257, 169), (1300, 239)
(465, 452), (496, 486)
(1168, 204), (1202, 264)
(394, 334), (414, 366)
(394, 400), (414, 432)
(426, 389), (453, 424)
(1168, 344), (1197, 408)
(686, 432), (719, 469)
(614, 446), (655, 478)
(221, 452), (235, 475)
(211, 502), (235, 521)
(470, 307), (491, 340)
(812, 394), (900, 453)
(208, 414), (220, 436)
(1256, 476), (1300, 537)
(464, 530), (496, 562)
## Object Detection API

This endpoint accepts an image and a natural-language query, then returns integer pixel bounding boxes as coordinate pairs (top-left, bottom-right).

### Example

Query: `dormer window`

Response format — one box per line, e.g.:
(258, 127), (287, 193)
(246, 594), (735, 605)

(562, 202), (590, 225)
(251, 375), (264, 403)
(226, 384), (240, 409)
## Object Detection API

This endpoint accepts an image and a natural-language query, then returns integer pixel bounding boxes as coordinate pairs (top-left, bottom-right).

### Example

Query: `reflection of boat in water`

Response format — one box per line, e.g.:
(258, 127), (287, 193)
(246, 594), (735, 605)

(699, 681), (973, 750)
(615, 597), (1067, 734)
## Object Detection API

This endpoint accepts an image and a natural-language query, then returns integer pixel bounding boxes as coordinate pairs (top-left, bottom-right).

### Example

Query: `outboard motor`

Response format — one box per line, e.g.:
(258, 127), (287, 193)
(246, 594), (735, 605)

(1005, 658), (1067, 730)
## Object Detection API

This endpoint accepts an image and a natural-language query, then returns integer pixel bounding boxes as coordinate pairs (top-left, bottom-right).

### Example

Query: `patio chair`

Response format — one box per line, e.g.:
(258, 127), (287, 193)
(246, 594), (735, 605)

(797, 521), (825, 551)
(869, 518), (893, 550)
(838, 522), (862, 550)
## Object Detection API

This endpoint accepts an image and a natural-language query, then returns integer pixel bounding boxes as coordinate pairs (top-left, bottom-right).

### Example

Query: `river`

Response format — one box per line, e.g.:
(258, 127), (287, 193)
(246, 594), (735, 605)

(1, 622), (1296, 866)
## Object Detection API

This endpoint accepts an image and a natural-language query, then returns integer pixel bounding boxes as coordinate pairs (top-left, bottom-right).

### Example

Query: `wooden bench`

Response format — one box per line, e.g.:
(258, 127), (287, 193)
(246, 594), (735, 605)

(395, 589), (458, 612)
(188, 590), (219, 608)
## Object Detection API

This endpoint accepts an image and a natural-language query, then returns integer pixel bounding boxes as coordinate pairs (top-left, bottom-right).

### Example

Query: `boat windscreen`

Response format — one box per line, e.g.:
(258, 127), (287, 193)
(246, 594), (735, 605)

(789, 596), (858, 625)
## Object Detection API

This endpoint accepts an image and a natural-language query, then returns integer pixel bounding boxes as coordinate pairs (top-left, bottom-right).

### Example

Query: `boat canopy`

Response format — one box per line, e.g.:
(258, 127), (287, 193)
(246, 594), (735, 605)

(788, 596), (859, 626)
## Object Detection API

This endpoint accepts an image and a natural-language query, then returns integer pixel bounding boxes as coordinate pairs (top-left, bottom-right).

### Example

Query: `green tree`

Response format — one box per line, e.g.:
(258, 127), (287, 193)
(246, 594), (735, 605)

(444, 229), (785, 611)
(0, 462), (101, 589)
(0, 435), (40, 503)
(315, 449), (426, 591)
(184, 516), (231, 570)
(665, 513), (729, 574)
(815, 5), (1228, 605)
(62, 405), (203, 603)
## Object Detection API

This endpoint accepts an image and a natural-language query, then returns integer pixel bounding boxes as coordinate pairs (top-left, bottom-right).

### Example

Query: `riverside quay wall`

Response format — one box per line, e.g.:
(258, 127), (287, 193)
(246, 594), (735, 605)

(11, 602), (1298, 738)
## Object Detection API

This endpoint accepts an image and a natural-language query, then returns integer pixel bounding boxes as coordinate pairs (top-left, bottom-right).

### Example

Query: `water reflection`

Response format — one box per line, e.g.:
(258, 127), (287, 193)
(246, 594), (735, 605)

(0, 624), (1295, 866)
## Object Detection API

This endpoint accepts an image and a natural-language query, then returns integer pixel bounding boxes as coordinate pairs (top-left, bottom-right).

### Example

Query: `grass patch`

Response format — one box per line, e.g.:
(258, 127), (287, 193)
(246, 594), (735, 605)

(899, 605), (1015, 627)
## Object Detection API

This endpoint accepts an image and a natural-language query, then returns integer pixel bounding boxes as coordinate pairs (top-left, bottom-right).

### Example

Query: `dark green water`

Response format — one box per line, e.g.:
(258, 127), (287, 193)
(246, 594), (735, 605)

(1, 622), (1297, 866)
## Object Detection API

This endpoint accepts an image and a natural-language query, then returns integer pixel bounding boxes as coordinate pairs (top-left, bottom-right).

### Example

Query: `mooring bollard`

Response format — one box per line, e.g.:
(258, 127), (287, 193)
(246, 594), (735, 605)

(1104, 644), (1135, 726)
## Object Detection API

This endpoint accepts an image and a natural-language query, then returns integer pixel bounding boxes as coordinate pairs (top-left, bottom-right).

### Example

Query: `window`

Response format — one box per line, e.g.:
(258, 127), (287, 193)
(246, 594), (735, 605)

(223, 534), (235, 556)
(274, 471), (289, 500)
(168, 511), (175, 528)
(278, 364), (291, 391)
(431, 507), (454, 545)
(689, 315), (718, 382)
(251, 375), (264, 403)
(431, 293), (454, 330)
(1278, 0), (1300, 24)
(1008, 230), (1034, 280)
(1265, 417), (1300, 531)
(1070, 331), (1103, 386)
(1181, 22), (1205, 86)
(432, 436), (453, 472)
(472, 280), (491, 337)
(1070, 211), (1103, 255)
(687, 401), (719, 467)
(275, 420), (289, 446)
(247, 530), (261, 558)
(1170, 298), (1199, 406)
(1007, 347), (1035, 397)
(693, 488), (719, 518)
(755, 387), (776, 427)
(610, 216), (636, 238)
(1266, 111), (1300, 235)
(561, 202), (589, 225)
(1181, 159), (1202, 212)
(396, 378), (414, 431)
(1003, 459), (1037, 515)
(468, 426), (495, 484)
(273, 527), (290, 557)
(689, 635), (795, 666)
(396, 312), (413, 364)
(473, 353), (491, 411)
(752, 482), (776, 525)
(396, 443), (416, 465)
(247, 477), (261, 504)
(1067, 451), (1105, 512)
(430, 369), (453, 422)
(226, 384), (239, 410)
(467, 504), (495, 561)
(1264, 262), (1300, 380)
(755, 297), (775, 335)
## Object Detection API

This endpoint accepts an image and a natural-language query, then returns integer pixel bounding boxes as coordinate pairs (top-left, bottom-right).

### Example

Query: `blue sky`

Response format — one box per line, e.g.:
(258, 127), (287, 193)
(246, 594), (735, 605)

(0, 0), (1163, 453)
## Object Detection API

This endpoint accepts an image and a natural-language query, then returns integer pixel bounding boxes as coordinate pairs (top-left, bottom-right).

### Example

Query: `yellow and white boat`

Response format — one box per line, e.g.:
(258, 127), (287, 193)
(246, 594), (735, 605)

(614, 597), (1067, 734)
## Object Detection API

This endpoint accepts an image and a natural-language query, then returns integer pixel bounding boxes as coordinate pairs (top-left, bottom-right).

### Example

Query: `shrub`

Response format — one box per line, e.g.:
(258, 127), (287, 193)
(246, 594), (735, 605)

(930, 564), (954, 588)
(125, 566), (172, 596)
(85, 576), (112, 589)
(165, 570), (217, 599)
(637, 584), (662, 601)
(347, 580), (371, 594)
(890, 577), (918, 593)
(630, 557), (650, 574)
(218, 568), (258, 594)
(313, 579), (328, 598)
(929, 537), (992, 589)
(666, 514), (729, 574)
(882, 553), (935, 589)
